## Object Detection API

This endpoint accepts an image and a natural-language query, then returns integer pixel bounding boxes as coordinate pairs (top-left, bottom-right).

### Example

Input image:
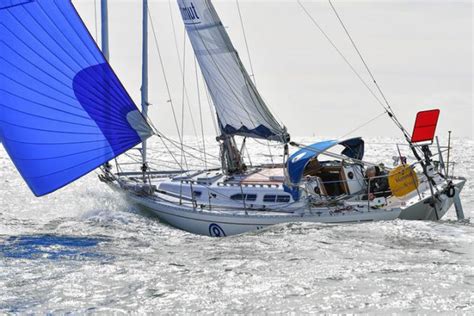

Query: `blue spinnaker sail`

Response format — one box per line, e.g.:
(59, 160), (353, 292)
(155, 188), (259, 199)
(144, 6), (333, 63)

(0, 0), (153, 196)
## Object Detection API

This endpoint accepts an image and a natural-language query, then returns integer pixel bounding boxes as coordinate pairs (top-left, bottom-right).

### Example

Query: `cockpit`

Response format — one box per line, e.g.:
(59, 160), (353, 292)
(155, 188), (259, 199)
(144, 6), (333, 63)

(285, 138), (368, 199)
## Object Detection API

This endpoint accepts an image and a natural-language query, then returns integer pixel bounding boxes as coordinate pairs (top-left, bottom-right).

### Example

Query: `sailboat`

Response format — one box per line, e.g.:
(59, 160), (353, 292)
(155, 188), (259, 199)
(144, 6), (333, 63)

(0, 0), (466, 237)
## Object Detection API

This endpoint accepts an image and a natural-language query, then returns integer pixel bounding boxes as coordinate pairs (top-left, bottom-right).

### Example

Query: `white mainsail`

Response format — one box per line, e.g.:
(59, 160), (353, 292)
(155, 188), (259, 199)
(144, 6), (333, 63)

(177, 0), (288, 142)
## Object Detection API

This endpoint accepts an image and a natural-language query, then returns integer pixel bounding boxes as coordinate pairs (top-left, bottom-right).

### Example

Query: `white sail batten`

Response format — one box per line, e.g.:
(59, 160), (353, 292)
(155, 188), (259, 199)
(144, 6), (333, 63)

(177, 0), (288, 142)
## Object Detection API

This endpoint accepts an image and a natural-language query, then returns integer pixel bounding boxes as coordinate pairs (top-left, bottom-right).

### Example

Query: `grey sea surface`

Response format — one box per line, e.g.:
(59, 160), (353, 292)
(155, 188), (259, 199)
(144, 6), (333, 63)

(0, 137), (473, 313)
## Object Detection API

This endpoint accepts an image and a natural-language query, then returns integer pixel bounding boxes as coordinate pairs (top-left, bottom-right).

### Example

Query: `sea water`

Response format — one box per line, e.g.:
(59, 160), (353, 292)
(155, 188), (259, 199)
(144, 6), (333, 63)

(1, 137), (473, 313)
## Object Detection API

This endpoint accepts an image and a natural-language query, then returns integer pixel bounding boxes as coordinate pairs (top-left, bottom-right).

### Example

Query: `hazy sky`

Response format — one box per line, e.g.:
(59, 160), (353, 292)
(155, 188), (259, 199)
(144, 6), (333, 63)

(74, 0), (473, 140)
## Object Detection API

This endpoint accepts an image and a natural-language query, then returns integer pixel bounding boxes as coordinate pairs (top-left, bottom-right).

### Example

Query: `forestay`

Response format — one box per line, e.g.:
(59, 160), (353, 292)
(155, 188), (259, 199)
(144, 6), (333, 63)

(177, 0), (288, 142)
(0, 0), (153, 196)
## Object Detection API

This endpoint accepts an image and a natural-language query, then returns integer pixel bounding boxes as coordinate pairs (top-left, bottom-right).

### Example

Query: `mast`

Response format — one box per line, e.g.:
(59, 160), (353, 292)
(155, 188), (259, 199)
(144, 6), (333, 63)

(141, 0), (149, 181)
(220, 134), (245, 175)
(100, 0), (109, 61)
(100, 0), (111, 171)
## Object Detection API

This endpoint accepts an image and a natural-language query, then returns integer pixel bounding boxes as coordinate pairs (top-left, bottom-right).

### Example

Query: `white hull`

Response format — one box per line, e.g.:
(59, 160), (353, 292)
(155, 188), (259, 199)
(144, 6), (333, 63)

(398, 178), (466, 220)
(108, 176), (466, 237)
(116, 190), (399, 236)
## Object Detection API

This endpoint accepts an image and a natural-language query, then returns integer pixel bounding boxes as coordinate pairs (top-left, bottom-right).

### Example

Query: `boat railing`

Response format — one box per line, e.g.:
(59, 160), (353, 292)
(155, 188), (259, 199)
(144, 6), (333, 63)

(162, 161), (444, 211)
(305, 165), (417, 206)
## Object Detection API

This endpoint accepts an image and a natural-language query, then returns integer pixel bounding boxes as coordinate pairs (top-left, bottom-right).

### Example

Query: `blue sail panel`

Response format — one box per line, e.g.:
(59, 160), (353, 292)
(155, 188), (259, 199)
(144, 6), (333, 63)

(0, 0), (153, 196)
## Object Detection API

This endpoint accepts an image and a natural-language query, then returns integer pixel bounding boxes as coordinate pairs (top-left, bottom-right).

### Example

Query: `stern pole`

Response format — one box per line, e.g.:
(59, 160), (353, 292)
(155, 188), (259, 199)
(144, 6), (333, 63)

(454, 188), (465, 220)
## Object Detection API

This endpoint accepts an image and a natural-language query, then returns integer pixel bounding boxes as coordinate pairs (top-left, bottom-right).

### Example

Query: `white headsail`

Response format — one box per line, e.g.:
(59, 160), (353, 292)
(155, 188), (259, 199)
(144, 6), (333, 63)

(177, 0), (289, 142)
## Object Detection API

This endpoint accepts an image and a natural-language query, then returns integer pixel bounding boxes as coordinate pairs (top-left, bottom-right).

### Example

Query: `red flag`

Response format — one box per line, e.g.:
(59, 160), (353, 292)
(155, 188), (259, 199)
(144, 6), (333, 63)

(411, 109), (440, 143)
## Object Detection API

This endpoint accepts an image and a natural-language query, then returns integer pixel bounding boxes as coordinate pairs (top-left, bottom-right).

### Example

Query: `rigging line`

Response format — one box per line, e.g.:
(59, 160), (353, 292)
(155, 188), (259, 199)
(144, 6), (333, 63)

(338, 110), (387, 139)
(244, 134), (276, 164)
(267, 140), (275, 164)
(180, 31), (187, 168)
(179, 32), (193, 172)
(203, 76), (219, 135)
(167, 137), (214, 169)
(235, 0), (280, 160)
(160, 137), (184, 171)
(245, 145), (253, 167)
(289, 141), (381, 168)
(202, 2), (261, 124)
(153, 159), (218, 170)
(328, 0), (390, 111)
(168, 9), (196, 204)
(127, 154), (220, 170)
(234, 1), (285, 131)
(158, 136), (184, 171)
(327, 0), (411, 139)
(183, 35), (203, 154)
(250, 136), (285, 148)
(194, 55), (208, 170)
(235, 0), (256, 86)
(157, 131), (220, 160)
(218, 2), (286, 136)
(193, 1), (282, 137)
(192, 14), (276, 139)
(123, 137), (185, 172)
(237, 137), (252, 167)
(167, 0), (202, 151)
(296, 0), (385, 110)
(122, 152), (204, 170)
(147, 6), (183, 143)
(154, 132), (220, 166)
